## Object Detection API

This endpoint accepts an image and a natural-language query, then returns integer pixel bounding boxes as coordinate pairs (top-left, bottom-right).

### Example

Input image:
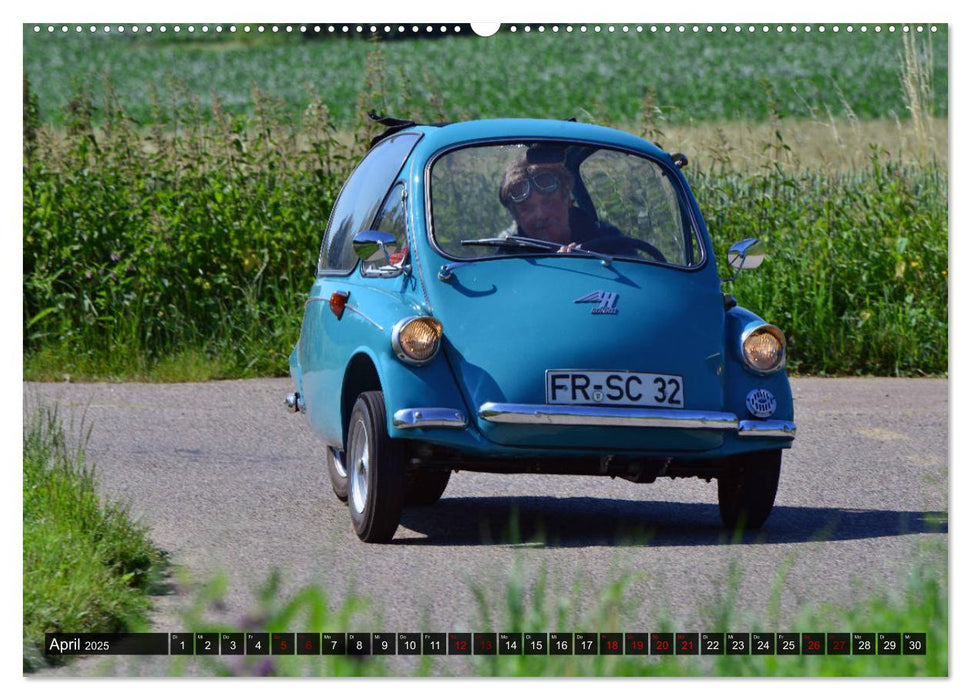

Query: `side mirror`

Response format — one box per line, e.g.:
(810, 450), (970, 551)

(727, 238), (765, 270)
(353, 230), (410, 277)
(352, 230), (398, 265)
(724, 238), (766, 282)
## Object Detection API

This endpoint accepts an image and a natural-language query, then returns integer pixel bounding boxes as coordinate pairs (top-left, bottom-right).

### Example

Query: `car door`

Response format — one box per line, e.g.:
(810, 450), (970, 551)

(294, 132), (422, 446)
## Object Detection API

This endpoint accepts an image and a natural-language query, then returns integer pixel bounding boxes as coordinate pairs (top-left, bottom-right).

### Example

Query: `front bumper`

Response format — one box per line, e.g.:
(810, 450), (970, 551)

(480, 402), (794, 438)
(394, 402), (795, 440)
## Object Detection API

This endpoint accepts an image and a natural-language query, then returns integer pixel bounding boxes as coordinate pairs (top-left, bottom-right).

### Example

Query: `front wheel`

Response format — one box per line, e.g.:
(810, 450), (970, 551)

(346, 391), (405, 543)
(717, 450), (781, 530)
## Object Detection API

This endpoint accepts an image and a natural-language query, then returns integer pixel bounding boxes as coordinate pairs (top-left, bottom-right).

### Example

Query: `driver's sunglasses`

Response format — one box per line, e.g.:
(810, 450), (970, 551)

(507, 172), (561, 204)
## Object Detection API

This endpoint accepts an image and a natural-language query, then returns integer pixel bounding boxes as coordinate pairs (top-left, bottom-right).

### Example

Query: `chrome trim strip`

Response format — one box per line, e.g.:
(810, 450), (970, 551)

(304, 298), (383, 331)
(392, 408), (467, 429)
(738, 420), (796, 438)
(345, 304), (384, 331)
(478, 403), (739, 429)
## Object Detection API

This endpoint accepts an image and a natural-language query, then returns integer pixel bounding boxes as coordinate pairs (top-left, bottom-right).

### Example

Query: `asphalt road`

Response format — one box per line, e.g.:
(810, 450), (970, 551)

(25, 377), (948, 675)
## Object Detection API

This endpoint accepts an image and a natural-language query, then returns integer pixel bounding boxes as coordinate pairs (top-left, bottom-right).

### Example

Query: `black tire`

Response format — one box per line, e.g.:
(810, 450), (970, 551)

(404, 470), (451, 506)
(326, 446), (348, 502)
(717, 449), (782, 530)
(345, 391), (405, 543)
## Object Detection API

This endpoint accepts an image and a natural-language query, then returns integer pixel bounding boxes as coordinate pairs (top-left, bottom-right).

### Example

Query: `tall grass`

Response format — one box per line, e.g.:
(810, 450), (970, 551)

(23, 79), (349, 379)
(23, 406), (166, 670)
(698, 156), (947, 375)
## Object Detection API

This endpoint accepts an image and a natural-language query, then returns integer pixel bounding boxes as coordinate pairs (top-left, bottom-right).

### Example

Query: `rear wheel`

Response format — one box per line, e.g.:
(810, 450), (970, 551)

(717, 450), (781, 530)
(326, 447), (348, 502)
(404, 470), (451, 506)
(346, 391), (405, 543)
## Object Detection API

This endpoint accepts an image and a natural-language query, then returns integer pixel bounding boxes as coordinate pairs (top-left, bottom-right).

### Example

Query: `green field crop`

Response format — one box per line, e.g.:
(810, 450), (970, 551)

(23, 24), (948, 130)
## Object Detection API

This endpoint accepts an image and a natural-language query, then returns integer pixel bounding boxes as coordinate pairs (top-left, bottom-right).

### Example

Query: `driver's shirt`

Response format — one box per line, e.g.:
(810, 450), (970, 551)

(562, 207), (623, 244)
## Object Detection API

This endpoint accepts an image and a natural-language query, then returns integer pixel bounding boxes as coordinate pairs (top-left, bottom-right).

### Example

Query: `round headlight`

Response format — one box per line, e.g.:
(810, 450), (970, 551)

(742, 325), (786, 372)
(392, 317), (443, 364)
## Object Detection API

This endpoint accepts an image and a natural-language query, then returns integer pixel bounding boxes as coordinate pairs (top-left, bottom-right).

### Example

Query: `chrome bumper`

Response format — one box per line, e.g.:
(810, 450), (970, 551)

(392, 408), (467, 429)
(738, 419), (797, 438)
(478, 402), (795, 438)
(285, 392), (305, 413)
(390, 403), (795, 439)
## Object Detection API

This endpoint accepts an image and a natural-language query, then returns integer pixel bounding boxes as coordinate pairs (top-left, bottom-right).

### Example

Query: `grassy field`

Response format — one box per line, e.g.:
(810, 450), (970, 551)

(22, 27), (948, 380)
(22, 407), (167, 671)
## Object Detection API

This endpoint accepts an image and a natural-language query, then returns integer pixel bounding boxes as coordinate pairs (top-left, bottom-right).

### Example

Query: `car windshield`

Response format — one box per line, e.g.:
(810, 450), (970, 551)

(429, 141), (704, 267)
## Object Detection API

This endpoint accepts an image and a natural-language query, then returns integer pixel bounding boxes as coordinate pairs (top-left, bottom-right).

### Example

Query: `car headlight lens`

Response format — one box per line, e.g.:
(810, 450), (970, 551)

(392, 317), (443, 364)
(742, 325), (786, 372)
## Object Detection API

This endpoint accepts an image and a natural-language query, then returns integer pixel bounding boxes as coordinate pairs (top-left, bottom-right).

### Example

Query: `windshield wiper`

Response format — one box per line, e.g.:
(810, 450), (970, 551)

(460, 234), (614, 266)
(460, 235), (560, 252)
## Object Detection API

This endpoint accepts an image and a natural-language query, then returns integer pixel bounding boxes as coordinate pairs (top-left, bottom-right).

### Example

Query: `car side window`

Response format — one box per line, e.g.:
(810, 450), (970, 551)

(373, 183), (407, 242)
(317, 133), (422, 275)
(360, 183), (408, 273)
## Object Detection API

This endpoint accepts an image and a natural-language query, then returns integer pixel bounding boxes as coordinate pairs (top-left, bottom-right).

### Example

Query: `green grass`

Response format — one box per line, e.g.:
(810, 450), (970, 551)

(22, 407), (167, 671)
(701, 157), (947, 375)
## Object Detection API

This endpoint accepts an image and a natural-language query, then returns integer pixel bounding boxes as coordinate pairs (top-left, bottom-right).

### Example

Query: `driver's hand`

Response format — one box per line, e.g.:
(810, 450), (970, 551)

(557, 242), (579, 253)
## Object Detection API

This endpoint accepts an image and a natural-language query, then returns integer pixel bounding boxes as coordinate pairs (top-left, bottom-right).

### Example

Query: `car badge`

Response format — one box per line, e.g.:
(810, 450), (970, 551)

(574, 290), (619, 315)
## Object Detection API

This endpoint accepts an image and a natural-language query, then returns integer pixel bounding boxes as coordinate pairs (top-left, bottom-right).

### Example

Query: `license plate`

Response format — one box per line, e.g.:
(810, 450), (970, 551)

(545, 370), (684, 408)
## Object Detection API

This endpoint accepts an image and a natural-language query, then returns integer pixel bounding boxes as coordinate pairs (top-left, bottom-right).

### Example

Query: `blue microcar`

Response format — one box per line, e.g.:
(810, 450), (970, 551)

(287, 116), (795, 542)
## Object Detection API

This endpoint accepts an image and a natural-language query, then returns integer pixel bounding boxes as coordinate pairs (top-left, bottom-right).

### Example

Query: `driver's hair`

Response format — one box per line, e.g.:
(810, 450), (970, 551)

(499, 157), (574, 209)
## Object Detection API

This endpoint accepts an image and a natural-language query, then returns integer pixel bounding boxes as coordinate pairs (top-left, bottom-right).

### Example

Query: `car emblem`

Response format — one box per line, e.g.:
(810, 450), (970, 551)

(574, 290), (619, 315)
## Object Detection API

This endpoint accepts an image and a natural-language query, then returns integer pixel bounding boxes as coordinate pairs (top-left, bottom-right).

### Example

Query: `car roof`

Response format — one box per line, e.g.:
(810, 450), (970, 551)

(398, 118), (671, 161)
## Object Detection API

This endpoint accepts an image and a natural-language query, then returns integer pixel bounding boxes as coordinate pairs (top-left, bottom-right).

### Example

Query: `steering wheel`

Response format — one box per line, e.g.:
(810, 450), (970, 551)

(578, 235), (668, 263)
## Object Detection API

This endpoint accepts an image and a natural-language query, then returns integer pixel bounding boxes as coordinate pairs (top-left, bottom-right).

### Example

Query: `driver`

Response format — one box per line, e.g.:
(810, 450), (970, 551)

(499, 156), (626, 253)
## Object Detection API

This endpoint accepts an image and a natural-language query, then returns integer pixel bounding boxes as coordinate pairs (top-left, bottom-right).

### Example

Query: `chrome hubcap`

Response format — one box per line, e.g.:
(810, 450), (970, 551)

(348, 418), (370, 515)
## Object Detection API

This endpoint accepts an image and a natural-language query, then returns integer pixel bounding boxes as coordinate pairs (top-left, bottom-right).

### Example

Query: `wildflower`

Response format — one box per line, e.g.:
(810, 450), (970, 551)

(110, 252), (121, 262)
(253, 658), (276, 676)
